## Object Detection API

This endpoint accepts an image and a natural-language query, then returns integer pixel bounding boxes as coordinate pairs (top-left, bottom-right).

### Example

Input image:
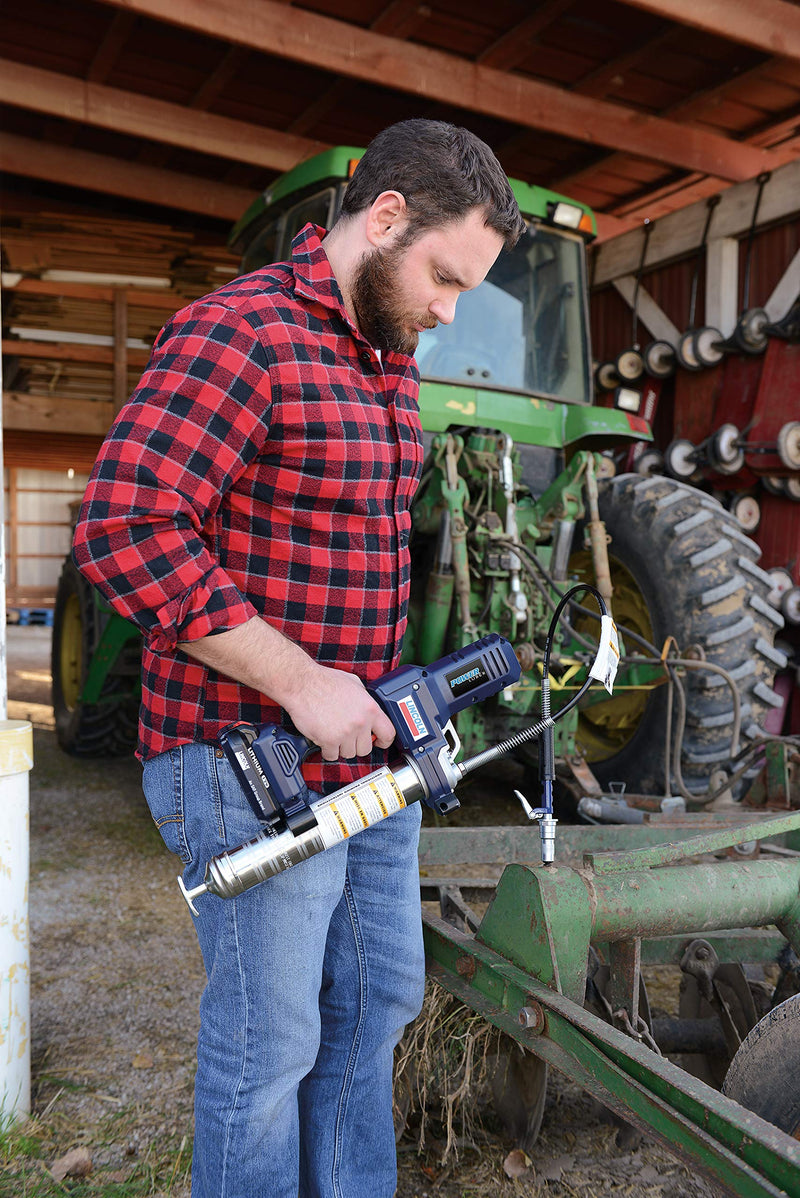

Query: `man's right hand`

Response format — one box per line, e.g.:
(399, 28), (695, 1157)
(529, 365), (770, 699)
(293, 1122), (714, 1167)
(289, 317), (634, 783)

(281, 660), (396, 761)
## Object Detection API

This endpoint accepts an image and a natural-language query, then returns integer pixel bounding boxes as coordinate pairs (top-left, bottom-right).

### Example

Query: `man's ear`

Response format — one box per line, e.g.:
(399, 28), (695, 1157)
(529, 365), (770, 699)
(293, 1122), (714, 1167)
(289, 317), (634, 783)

(365, 191), (408, 247)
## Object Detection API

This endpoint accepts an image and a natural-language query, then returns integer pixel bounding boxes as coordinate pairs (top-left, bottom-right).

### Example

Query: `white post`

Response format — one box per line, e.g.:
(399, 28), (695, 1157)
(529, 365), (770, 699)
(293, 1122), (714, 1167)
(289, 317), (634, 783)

(705, 237), (740, 337)
(0, 277), (31, 1123)
(0, 719), (34, 1122)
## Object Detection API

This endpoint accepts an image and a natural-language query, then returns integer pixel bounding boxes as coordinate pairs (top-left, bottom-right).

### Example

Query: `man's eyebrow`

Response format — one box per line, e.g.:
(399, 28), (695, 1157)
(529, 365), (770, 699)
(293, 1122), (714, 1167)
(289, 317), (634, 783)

(436, 263), (468, 289)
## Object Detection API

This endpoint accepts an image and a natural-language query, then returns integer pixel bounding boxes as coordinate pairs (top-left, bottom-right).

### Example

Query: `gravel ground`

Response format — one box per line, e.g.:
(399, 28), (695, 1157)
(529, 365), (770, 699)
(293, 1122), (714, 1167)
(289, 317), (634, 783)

(6, 624), (731, 1197)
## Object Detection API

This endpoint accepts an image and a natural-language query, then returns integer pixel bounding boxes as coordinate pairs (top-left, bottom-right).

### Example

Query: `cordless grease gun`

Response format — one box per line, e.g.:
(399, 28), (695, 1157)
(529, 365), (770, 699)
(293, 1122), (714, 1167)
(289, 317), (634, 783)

(179, 593), (617, 915)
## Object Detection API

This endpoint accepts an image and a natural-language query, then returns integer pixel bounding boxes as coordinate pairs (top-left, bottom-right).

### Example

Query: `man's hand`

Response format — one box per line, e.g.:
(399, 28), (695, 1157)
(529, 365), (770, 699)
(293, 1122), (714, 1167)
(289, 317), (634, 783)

(178, 617), (396, 760)
(280, 660), (396, 760)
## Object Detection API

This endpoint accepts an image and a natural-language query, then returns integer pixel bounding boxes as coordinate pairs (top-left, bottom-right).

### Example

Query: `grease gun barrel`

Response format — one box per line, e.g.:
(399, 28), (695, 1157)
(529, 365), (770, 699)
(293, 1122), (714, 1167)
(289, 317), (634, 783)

(179, 759), (427, 914)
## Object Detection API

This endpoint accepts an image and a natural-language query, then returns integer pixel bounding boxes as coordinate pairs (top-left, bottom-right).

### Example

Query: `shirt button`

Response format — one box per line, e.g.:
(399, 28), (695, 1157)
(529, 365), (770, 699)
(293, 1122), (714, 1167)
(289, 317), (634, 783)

(360, 351), (372, 364)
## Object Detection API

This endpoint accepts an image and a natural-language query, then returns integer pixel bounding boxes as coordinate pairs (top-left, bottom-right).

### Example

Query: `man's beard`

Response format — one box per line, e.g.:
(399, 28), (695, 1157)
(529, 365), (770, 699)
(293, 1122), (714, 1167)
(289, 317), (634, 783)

(350, 243), (435, 356)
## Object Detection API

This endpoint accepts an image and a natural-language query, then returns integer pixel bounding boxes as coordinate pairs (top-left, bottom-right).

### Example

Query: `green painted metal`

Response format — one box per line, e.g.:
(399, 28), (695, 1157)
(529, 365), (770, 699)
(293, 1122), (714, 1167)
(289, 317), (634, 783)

(414, 570), (454, 663)
(228, 146), (362, 247)
(416, 383), (652, 445)
(585, 809), (800, 873)
(632, 929), (786, 967)
(424, 918), (800, 1198)
(421, 814), (800, 1188)
(561, 402), (650, 444)
(81, 598), (141, 705)
(744, 740), (795, 808)
(417, 813), (797, 869)
(531, 450), (590, 526)
(473, 854), (800, 1005)
(476, 862), (592, 1000)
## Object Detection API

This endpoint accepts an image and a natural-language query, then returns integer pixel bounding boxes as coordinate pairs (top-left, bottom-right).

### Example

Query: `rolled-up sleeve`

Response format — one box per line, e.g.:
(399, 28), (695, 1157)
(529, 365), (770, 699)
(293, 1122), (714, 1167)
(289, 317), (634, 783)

(73, 299), (272, 649)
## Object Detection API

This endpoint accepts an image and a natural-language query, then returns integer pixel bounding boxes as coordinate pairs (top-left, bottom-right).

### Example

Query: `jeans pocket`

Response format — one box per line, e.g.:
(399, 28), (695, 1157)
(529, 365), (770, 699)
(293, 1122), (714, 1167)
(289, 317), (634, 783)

(142, 747), (192, 865)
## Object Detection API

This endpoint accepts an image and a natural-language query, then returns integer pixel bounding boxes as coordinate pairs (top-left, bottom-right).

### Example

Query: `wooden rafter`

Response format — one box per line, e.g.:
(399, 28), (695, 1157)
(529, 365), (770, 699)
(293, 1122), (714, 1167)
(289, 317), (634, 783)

(87, 10), (137, 83)
(553, 58), (800, 218)
(288, 0), (430, 138)
(477, 0), (575, 70)
(618, 0), (800, 61)
(0, 133), (254, 221)
(0, 59), (325, 175)
(95, 0), (780, 182)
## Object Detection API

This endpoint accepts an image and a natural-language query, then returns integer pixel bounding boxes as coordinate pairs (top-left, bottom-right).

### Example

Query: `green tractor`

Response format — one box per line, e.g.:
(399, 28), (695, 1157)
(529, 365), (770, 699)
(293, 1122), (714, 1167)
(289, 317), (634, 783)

(52, 148), (786, 805)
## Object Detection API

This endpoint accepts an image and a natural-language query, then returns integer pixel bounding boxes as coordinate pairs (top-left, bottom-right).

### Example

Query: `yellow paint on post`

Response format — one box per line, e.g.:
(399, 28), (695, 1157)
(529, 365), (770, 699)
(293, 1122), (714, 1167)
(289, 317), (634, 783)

(0, 720), (33, 777)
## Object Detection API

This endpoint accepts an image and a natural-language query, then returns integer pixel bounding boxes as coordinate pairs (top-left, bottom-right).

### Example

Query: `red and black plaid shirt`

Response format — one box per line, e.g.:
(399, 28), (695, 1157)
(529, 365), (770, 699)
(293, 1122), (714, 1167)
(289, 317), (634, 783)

(73, 225), (424, 788)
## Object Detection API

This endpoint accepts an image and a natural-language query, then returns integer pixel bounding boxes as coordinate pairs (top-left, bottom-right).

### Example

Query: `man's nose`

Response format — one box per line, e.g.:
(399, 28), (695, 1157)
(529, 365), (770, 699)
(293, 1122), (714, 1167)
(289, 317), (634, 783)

(429, 295), (458, 325)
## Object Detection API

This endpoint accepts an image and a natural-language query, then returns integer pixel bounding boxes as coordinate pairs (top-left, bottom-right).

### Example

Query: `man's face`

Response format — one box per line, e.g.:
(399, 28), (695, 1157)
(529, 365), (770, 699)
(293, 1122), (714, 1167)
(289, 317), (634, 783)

(350, 207), (505, 356)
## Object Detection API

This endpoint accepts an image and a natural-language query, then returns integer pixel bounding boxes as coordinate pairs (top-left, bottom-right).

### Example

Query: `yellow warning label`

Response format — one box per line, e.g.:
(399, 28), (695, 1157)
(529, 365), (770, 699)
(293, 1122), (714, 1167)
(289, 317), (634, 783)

(386, 773), (406, 808)
(370, 780), (388, 818)
(329, 803), (349, 839)
(352, 793), (369, 828)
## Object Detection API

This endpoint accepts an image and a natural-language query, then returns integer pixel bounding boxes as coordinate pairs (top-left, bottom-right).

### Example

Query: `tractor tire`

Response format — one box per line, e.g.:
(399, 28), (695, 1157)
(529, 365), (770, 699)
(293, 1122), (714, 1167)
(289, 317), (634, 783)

(722, 995), (800, 1137)
(572, 474), (786, 802)
(51, 558), (140, 757)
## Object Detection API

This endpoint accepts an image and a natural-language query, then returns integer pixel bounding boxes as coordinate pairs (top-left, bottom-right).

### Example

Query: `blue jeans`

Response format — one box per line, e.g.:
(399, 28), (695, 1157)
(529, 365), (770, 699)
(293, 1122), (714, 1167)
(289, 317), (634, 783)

(143, 742), (425, 1198)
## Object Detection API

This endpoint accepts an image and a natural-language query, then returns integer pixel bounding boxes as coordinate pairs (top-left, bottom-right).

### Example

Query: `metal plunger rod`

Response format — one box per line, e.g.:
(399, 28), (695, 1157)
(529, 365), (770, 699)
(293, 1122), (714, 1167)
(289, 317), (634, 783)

(456, 716), (554, 780)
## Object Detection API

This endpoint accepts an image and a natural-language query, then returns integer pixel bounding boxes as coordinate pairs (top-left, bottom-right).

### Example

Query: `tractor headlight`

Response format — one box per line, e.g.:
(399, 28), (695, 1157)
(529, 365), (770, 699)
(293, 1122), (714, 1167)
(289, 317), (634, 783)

(548, 201), (583, 228)
(614, 387), (643, 413)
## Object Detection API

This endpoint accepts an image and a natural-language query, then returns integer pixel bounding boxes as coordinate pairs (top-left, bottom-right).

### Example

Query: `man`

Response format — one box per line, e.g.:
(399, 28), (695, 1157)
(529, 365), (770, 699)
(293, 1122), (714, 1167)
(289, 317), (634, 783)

(73, 118), (523, 1198)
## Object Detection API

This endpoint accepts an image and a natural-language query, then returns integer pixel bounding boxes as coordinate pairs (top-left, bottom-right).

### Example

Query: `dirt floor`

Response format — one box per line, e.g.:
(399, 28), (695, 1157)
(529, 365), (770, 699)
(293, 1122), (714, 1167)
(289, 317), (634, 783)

(3, 623), (731, 1197)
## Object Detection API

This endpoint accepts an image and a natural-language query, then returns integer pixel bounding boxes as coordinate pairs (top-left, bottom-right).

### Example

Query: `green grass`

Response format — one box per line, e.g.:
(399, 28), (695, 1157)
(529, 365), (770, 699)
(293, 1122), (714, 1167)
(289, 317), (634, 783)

(0, 1106), (191, 1197)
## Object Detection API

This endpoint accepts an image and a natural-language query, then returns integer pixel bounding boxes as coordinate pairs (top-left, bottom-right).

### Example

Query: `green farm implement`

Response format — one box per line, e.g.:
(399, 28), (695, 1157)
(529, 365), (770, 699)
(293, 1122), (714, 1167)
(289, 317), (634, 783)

(418, 811), (800, 1196)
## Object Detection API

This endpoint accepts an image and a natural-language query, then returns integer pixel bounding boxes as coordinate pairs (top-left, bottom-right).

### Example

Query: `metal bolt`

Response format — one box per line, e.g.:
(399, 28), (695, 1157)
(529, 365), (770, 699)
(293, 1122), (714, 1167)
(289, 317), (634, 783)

(517, 1003), (544, 1033)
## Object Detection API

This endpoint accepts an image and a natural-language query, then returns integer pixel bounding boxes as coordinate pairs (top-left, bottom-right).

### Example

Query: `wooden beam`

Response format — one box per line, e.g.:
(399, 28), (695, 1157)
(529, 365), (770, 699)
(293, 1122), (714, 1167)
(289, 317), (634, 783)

(617, 0), (800, 62)
(477, 0), (575, 70)
(611, 278), (681, 343)
(4, 277), (197, 311)
(592, 158), (800, 285)
(3, 338), (151, 367)
(287, 0), (429, 137)
(3, 392), (113, 436)
(96, 0), (779, 182)
(87, 10), (137, 83)
(766, 247), (800, 320)
(0, 59), (326, 174)
(7, 468), (18, 593)
(553, 61), (798, 210)
(0, 133), (255, 221)
(113, 289), (128, 414)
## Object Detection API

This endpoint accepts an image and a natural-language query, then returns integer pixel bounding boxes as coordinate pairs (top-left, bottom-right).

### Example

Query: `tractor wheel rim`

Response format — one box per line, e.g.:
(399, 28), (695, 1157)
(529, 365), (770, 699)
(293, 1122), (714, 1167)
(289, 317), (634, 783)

(59, 593), (83, 711)
(569, 551), (655, 761)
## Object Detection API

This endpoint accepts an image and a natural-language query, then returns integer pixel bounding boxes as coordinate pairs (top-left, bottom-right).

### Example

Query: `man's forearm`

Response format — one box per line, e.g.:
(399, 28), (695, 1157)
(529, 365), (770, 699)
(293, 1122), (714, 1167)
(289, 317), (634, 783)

(178, 617), (396, 760)
(179, 617), (315, 708)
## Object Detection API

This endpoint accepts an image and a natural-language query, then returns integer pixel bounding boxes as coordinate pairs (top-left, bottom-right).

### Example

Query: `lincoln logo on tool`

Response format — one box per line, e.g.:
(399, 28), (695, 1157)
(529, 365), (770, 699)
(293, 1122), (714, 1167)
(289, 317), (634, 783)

(398, 695), (428, 740)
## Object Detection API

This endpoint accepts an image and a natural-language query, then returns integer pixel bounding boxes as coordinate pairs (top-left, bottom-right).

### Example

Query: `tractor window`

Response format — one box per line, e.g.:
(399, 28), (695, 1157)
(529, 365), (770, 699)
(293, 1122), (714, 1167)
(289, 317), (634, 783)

(283, 189), (338, 247)
(240, 187), (338, 274)
(415, 223), (591, 404)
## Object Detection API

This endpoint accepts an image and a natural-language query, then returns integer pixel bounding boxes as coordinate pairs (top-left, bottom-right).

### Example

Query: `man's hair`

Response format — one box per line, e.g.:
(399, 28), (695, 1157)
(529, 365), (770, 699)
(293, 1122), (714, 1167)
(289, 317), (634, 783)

(339, 119), (525, 249)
